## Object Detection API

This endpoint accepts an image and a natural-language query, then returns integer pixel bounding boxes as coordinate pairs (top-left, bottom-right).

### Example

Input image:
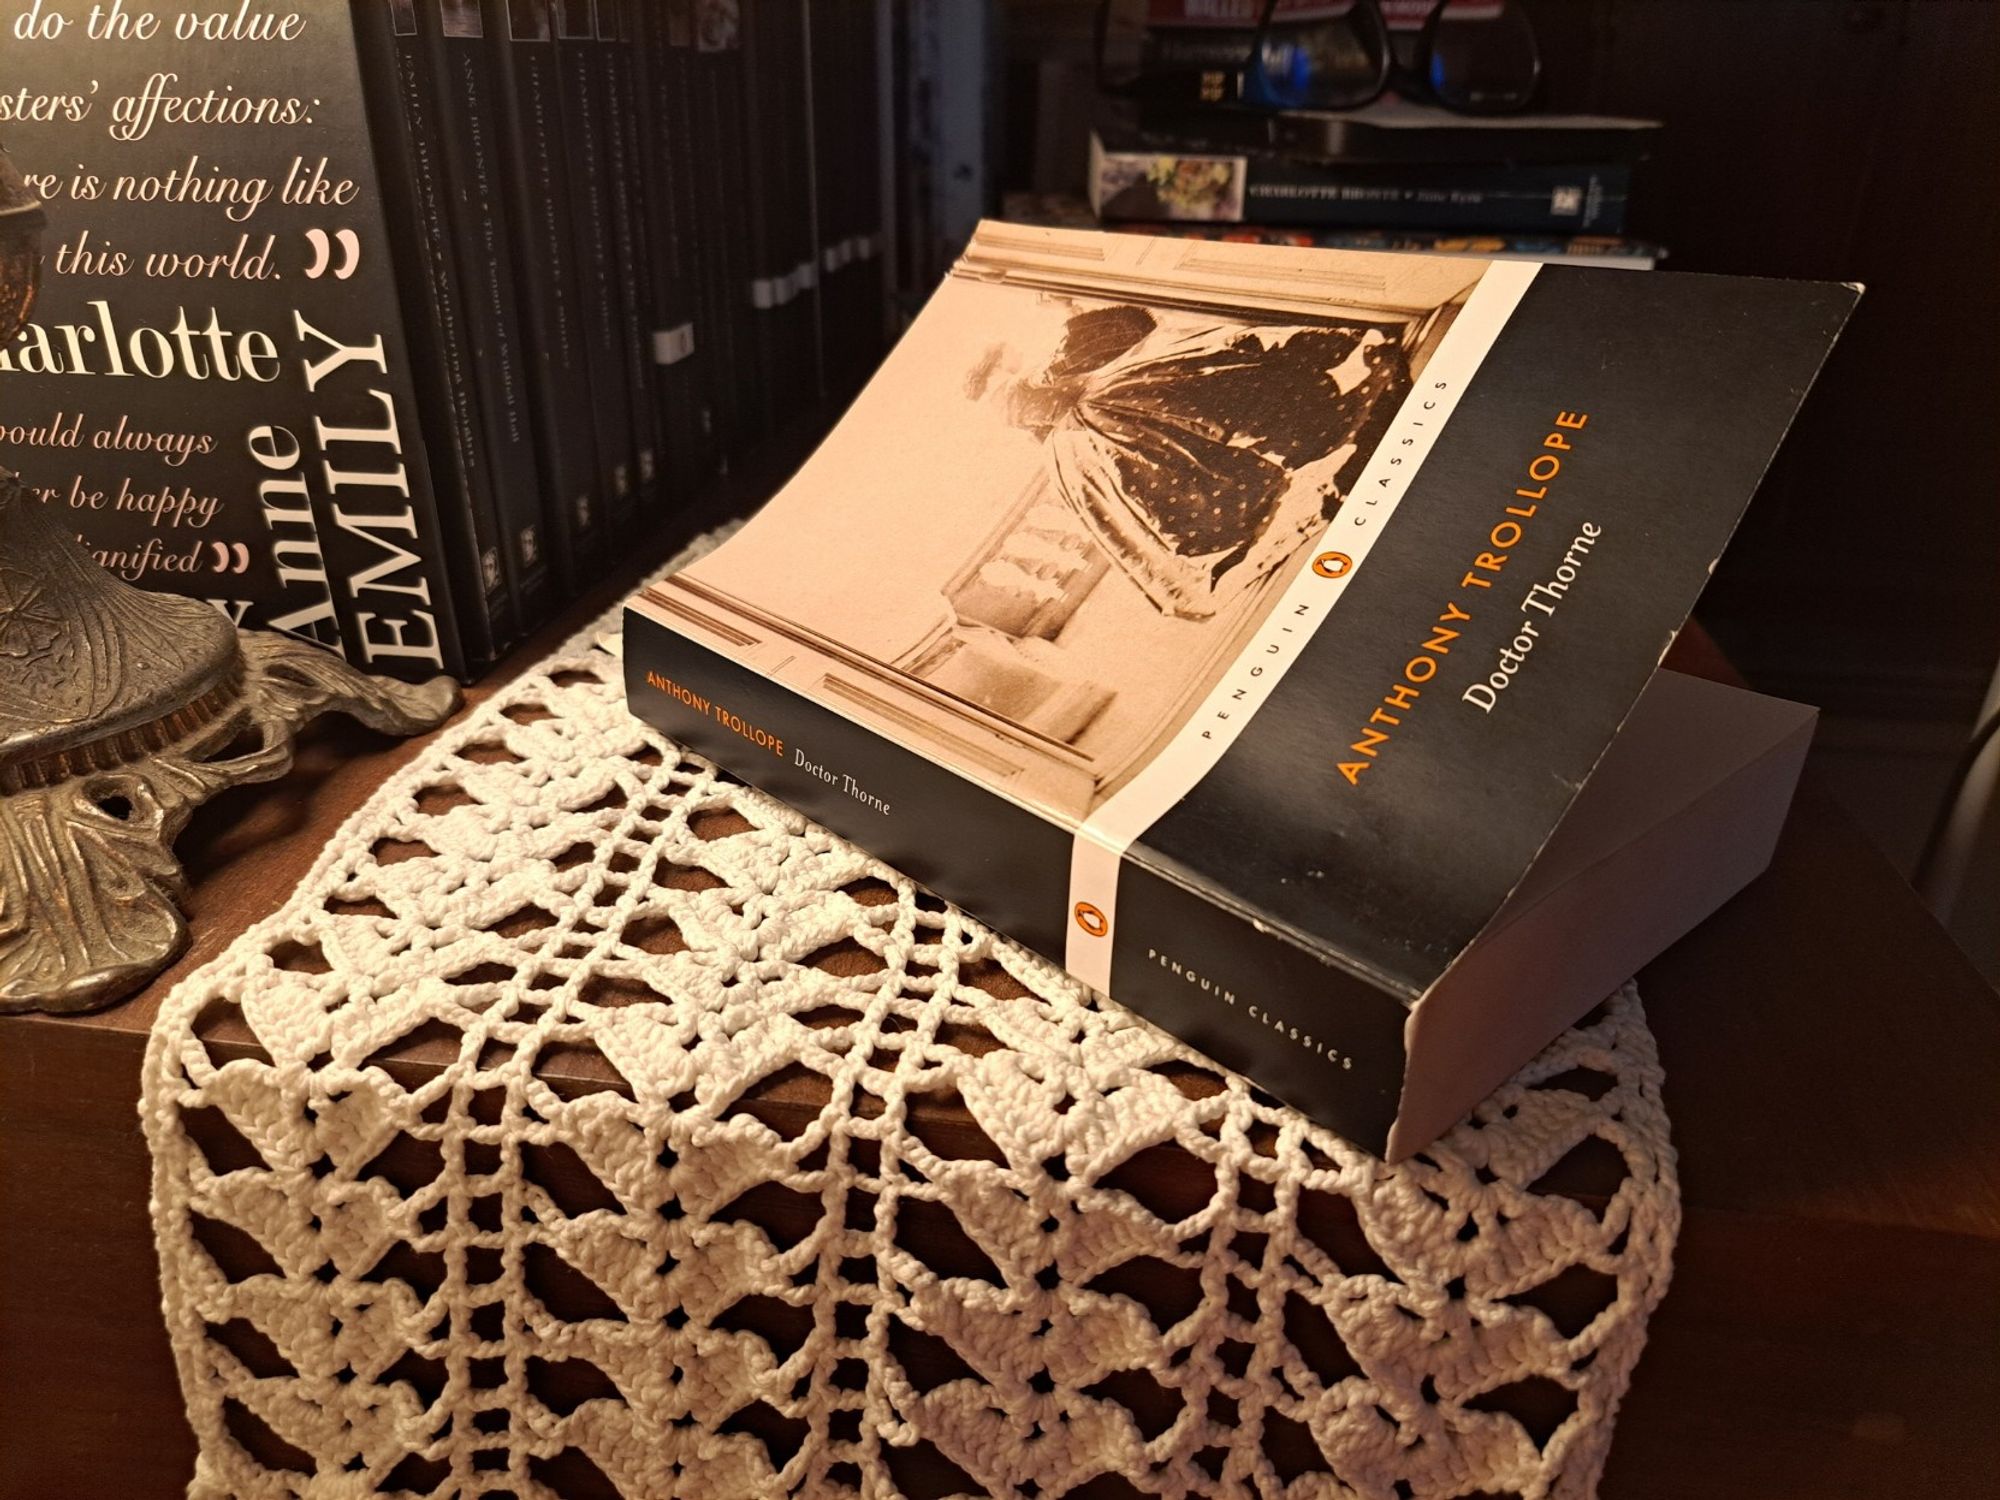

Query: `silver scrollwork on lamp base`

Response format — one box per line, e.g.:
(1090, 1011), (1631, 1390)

(0, 144), (461, 1014)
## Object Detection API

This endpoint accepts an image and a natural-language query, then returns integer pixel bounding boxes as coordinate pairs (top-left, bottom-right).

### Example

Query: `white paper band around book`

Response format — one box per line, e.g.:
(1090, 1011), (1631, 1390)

(819, 234), (882, 272)
(750, 261), (820, 310)
(652, 324), (696, 366)
(1063, 261), (1543, 992)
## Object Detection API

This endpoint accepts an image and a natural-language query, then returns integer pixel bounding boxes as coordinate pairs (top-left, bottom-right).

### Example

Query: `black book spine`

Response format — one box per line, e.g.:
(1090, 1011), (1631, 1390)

(726, 8), (765, 459)
(760, 0), (807, 417)
(674, 0), (738, 469)
(552, 0), (640, 535)
(1240, 161), (1633, 235)
(688, 4), (758, 464)
(1136, 26), (1258, 108)
(849, 0), (889, 381)
(632, 0), (716, 494)
(483, 0), (605, 589)
(806, 0), (855, 400)
(780, 0), (821, 412)
(1094, 134), (1638, 235)
(351, 0), (505, 673)
(738, 0), (783, 441)
(422, 0), (553, 621)
(598, 0), (665, 526)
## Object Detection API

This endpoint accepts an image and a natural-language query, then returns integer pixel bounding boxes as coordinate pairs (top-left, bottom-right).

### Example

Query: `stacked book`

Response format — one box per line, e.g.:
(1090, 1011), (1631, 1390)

(1086, 100), (1662, 269)
(0, 0), (891, 680)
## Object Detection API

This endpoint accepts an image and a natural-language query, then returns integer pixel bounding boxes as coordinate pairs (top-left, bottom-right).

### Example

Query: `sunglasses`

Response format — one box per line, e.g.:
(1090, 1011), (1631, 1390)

(1100, 0), (1543, 118)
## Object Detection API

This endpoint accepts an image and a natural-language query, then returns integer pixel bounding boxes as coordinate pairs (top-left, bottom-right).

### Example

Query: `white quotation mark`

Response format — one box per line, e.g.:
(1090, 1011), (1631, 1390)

(303, 228), (361, 280)
(208, 541), (251, 575)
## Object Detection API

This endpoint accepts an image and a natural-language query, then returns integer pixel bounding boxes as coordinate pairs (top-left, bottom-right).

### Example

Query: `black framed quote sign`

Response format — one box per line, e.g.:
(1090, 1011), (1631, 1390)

(1, 0), (487, 677)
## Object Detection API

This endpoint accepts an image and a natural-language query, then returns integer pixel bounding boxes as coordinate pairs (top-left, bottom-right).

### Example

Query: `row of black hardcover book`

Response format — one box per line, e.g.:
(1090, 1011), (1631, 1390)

(354, 0), (889, 673)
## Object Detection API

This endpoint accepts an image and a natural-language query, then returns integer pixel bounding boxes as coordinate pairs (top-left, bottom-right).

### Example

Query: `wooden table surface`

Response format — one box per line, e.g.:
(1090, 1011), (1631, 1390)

(2, 558), (1995, 1498)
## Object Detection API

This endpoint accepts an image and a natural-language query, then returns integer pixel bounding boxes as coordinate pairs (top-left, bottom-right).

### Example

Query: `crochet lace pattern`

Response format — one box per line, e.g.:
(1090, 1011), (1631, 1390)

(143, 552), (1680, 1500)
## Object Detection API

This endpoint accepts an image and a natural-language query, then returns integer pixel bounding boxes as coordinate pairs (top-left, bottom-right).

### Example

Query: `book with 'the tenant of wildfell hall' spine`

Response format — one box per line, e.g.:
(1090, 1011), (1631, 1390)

(623, 222), (1855, 1158)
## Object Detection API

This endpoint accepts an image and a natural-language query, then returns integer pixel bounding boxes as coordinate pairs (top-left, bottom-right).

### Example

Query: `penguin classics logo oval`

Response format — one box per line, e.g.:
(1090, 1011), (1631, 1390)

(1313, 552), (1353, 579)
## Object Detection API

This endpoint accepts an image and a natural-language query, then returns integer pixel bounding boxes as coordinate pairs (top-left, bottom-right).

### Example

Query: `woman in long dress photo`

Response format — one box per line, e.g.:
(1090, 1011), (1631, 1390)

(992, 302), (1411, 620)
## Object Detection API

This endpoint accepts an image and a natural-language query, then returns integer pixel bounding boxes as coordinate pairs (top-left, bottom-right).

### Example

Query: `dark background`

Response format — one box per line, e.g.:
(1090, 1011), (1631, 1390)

(998, 0), (2000, 727)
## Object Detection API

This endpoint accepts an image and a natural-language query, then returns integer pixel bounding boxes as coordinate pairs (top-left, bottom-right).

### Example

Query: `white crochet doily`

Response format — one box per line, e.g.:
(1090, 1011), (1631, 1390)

(143, 547), (1680, 1500)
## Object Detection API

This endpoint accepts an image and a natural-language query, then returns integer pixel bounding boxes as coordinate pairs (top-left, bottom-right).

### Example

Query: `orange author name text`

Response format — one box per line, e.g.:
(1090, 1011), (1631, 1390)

(644, 670), (785, 758)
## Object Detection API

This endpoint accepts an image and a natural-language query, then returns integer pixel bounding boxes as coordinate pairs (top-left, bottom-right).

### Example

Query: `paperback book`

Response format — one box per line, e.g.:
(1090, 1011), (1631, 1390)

(625, 221), (1855, 1156)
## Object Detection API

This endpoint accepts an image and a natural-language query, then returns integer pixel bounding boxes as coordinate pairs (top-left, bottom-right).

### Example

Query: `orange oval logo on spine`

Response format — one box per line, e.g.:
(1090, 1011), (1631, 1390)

(1073, 902), (1109, 939)
(1313, 552), (1353, 579)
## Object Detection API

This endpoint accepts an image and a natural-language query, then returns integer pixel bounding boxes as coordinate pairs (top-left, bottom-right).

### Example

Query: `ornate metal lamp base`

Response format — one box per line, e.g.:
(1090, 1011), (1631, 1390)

(0, 477), (460, 1014)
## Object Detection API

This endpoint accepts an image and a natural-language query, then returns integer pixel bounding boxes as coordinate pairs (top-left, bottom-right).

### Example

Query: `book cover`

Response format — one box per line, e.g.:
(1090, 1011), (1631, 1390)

(624, 222), (1856, 1154)
(0, 0), (477, 679)
(1091, 129), (1633, 233)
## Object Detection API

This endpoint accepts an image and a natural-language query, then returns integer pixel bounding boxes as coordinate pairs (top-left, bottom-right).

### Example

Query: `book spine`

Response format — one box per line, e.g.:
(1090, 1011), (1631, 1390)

(598, 0), (665, 526)
(1241, 162), (1632, 235)
(422, 0), (553, 621)
(801, 0), (832, 401)
(852, 0), (889, 373)
(689, 6), (760, 464)
(804, 0), (836, 394)
(811, 0), (885, 399)
(779, 0), (822, 411)
(1095, 144), (1633, 234)
(667, 0), (736, 468)
(631, 0), (717, 495)
(623, 600), (1414, 1153)
(1136, 23), (1257, 107)
(839, 0), (876, 393)
(1120, 222), (1663, 267)
(552, 0), (640, 533)
(482, 0), (605, 589)
(721, 8), (764, 458)
(350, 0), (501, 674)
(739, 0), (784, 441)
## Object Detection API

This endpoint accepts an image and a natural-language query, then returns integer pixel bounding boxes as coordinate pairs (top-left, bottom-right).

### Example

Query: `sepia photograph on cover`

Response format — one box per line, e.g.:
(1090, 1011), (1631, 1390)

(651, 226), (1487, 823)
